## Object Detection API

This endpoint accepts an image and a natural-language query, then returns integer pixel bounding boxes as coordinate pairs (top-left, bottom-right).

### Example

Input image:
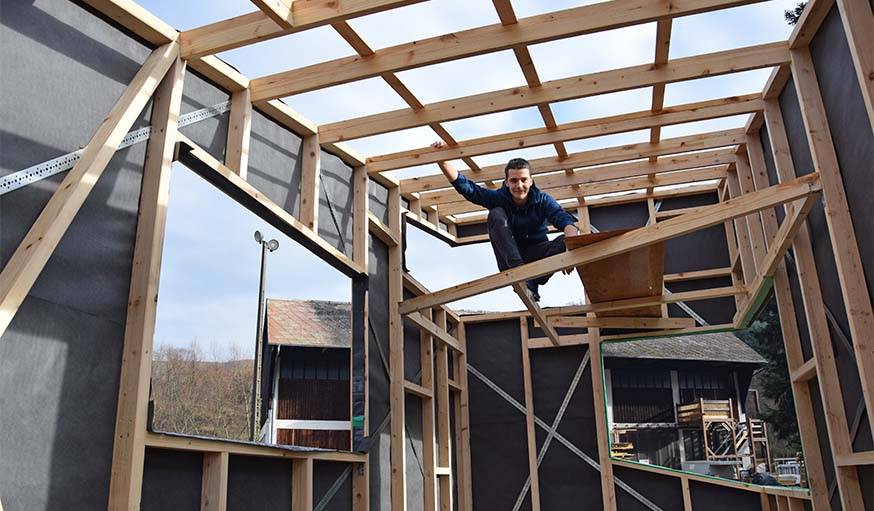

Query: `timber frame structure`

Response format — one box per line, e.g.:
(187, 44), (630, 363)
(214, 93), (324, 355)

(0, 0), (872, 510)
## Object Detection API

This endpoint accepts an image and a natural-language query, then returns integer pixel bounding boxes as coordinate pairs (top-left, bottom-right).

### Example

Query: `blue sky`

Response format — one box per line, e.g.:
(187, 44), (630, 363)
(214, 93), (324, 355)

(143, 0), (799, 357)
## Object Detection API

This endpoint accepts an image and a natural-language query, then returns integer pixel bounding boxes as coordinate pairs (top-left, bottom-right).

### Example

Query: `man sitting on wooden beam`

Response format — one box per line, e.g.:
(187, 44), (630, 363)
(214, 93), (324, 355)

(432, 142), (580, 301)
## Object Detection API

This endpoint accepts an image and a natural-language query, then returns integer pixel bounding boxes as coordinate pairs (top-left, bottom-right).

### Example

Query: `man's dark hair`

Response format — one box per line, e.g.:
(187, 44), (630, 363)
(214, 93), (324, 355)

(504, 158), (531, 179)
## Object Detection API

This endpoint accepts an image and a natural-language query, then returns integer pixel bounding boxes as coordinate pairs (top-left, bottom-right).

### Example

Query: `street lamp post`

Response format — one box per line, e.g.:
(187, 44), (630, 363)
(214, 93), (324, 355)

(250, 230), (279, 441)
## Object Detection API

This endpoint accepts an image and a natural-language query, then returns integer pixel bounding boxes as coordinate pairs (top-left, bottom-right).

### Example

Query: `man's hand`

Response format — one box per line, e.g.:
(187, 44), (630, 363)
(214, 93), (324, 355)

(431, 141), (459, 182)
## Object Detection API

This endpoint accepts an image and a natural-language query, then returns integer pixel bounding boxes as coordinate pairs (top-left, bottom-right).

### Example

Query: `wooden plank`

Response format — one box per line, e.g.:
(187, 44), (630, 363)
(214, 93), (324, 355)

(225, 88), (252, 179)
(430, 166), (727, 215)
(399, 174), (818, 314)
(734, 150), (768, 268)
(81, 48), (180, 511)
(590, 327), (617, 511)
(368, 212), (399, 247)
(403, 130), (744, 195)
(791, 358), (817, 383)
(180, 0), (427, 59)
(763, 99), (851, 511)
(613, 460), (813, 500)
(386, 185), (407, 511)
(79, 0), (176, 45)
(175, 136), (365, 277)
(434, 310), (453, 511)
(551, 316), (696, 330)
(681, 477), (693, 511)
(404, 380), (434, 399)
(512, 283), (561, 347)
(792, 47), (874, 436)
(352, 461), (369, 511)
(419, 310), (437, 511)
(252, 1), (771, 100)
(528, 333), (592, 349)
(292, 458), (313, 511)
(250, 0), (294, 29)
(453, 182), (722, 228)
(406, 312), (464, 353)
(0, 42), (178, 339)
(408, 148), (736, 197)
(789, 0), (837, 48)
(299, 134), (321, 231)
(725, 167), (757, 286)
(316, 43), (787, 141)
(834, 450), (874, 466)
(454, 323), (473, 511)
(144, 432), (366, 462)
(835, 0), (874, 135)
(367, 95), (762, 172)
(254, 99), (317, 135)
(519, 319), (542, 511)
(201, 452), (229, 511)
(353, 166), (369, 269)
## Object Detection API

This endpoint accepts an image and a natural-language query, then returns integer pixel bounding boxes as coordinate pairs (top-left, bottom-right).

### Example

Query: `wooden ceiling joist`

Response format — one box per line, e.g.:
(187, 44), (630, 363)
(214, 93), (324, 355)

(401, 128), (745, 194)
(367, 94), (762, 173)
(435, 166), (728, 216)
(404, 146), (736, 195)
(250, 0), (295, 29)
(249, 0), (768, 100)
(416, 149), (736, 203)
(180, 0), (427, 59)
(315, 42), (787, 142)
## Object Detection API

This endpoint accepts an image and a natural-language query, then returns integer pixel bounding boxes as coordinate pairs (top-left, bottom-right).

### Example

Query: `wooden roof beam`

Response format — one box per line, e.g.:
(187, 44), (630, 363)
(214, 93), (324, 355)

(418, 153), (737, 205)
(250, 0), (295, 29)
(180, 0), (427, 59)
(316, 42), (788, 142)
(250, 0), (769, 100)
(368, 94), (762, 173)
(401, 128), (746, 194)
(435, 166), (727, 216)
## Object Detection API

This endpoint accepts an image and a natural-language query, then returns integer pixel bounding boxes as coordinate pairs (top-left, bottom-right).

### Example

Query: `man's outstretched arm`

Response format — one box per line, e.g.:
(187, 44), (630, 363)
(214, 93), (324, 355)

(432, 142), (503, 209)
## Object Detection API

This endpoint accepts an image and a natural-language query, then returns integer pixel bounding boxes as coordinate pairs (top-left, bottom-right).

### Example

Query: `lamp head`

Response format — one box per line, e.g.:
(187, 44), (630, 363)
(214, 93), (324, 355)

(266, 239), (280, 252)
(254, 230), (263, 243)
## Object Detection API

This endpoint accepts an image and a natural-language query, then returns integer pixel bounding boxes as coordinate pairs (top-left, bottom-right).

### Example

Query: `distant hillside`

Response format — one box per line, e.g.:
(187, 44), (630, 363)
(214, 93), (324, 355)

(150, 345), (253, 441)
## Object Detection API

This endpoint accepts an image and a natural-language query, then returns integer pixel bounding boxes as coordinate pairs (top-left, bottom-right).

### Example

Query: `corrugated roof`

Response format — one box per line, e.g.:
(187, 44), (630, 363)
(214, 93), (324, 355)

(603, 332), (766, 364)
(266, 299), (351, 348)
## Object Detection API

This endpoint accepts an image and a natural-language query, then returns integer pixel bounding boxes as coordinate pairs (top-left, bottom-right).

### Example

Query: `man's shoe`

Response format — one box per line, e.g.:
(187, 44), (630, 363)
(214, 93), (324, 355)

(525, 281), (541, 302)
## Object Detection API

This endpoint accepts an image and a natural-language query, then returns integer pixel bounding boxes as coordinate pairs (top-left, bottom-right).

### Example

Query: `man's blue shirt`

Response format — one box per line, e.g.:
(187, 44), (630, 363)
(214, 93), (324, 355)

(451, 173), (577, 244)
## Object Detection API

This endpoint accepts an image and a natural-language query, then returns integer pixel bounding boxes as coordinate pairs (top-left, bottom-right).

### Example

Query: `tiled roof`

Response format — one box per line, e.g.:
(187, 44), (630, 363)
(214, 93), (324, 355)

(603, 332), (766, 364)
(266, 299), (351, 348)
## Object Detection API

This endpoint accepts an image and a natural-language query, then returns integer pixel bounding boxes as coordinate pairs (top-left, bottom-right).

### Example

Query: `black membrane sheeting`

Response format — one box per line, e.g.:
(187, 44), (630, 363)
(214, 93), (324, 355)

(141, 449), (203, 511)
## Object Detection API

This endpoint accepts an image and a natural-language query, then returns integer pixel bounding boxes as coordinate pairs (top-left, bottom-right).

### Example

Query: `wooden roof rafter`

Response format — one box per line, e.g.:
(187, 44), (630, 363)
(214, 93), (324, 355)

(247, 0), (769, 101)
(317, 42), (788, 144)
(367, 93), (763, 173)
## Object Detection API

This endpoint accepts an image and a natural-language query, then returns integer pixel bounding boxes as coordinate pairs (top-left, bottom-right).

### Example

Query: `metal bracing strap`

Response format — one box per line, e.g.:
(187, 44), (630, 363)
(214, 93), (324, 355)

(0, 101), (231, 195)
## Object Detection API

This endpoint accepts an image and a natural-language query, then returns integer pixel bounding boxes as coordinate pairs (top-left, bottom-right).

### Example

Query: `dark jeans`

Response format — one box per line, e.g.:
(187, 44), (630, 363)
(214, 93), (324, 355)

(487, 208), (566, 289)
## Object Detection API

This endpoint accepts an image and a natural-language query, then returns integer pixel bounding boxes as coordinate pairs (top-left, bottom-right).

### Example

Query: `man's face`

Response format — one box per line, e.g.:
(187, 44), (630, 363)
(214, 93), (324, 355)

(506, 167), (532, 204)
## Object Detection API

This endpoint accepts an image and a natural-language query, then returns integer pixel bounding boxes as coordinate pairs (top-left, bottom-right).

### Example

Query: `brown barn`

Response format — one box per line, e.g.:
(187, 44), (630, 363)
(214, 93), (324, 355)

(260, 299), (352, 450)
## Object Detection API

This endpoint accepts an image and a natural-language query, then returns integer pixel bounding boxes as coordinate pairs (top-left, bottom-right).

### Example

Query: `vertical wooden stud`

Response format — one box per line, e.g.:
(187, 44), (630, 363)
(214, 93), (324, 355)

(225, 88), (252, 179)
(434, 310), (453, 511)
(292, 458), (313, 511)
(201, 452), (229, 511)
(519, 318), (542, 511)
(300, 134), (321, 231)
(590, 328), (617, 511)
(421, 310), (437, 511)
(387, 185), (406, 510)
(353, 165), (369, 270)
(455, 322), (474, 511)
(835, 0), (874, 135)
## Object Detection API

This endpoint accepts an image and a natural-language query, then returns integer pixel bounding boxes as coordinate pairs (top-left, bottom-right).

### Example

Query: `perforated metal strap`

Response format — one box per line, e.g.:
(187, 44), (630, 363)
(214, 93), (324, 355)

(0, 101), (231, 196)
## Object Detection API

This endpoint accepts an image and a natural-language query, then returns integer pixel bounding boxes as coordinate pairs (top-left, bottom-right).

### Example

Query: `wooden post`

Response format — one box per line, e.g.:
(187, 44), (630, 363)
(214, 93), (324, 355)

(454, 322), (474, 511)
(681, 477), (693, 511)
(434, 310), (453, 511)
(353, 165), (369, 270)
(519, 318), (542, 511)
(791, 47), (874, 435)
(201, 452), (229, 511)
(387, 185), (406, 510)
(292, 458), (313, 511)
(749, 124), (831, 511)
(352, 461), (369, 511)
(590, 328), (617, 511)
(421, 310), (437, 511)
(724, 166), (756, 287)
(763, 97), (865, 511)
(835, 0), (874, 135)
(225, 88), (252, 179)
(300, 134), (321, 231)
(106, 50), (184, 511)
(576, 203), (591, 234)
